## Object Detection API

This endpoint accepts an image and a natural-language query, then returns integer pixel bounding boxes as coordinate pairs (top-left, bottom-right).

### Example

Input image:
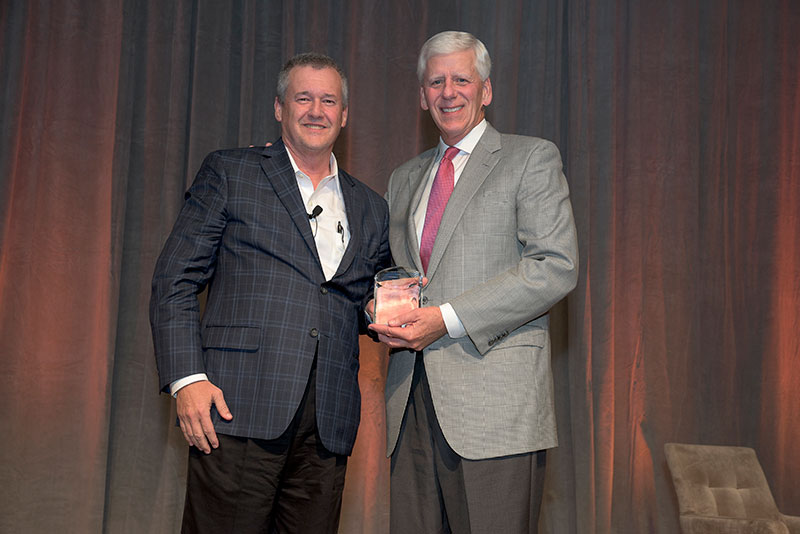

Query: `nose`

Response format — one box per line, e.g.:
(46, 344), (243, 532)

(442, 79), (457, 98)
(308, 99), (323, 117)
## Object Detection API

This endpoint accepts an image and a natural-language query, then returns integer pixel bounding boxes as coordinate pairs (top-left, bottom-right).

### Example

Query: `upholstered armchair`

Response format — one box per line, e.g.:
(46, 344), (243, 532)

(665, 443), (800, 534)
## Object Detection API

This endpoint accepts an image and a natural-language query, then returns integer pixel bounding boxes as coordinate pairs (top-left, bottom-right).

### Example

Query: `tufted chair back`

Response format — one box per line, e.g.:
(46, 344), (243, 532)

(665, 443), (800, 534)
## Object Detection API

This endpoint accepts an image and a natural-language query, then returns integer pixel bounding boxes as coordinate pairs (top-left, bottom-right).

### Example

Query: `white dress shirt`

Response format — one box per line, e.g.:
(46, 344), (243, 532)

(413, 119), (488, 339)
(170, 147), (350, 396)
(288, 149), (350, 281)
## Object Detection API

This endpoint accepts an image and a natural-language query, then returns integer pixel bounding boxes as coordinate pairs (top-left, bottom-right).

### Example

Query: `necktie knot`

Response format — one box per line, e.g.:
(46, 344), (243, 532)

(443, 146), (459, 162)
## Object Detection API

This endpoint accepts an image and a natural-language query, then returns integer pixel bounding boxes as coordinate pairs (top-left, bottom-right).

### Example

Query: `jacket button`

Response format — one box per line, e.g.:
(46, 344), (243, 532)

(320, 287), (328, 294)
(310, 328), (318, 337)
(422, 296), (429, 305)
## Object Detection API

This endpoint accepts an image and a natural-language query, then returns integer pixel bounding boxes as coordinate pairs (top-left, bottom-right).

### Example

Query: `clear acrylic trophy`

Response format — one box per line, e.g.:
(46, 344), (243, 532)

(373, 266), (422, 325)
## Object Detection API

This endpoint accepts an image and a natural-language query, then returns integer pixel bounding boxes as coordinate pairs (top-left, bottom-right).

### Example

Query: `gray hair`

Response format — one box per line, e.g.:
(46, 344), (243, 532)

(417, 31), (492, 84)
(276, 52), (349, 106)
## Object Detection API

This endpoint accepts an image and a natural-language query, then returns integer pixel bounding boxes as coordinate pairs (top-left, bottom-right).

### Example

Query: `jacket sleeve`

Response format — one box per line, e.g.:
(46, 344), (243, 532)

(149, 152), (228, 392)
(449, 140), (579, 355)
(359, 192), (393, 334)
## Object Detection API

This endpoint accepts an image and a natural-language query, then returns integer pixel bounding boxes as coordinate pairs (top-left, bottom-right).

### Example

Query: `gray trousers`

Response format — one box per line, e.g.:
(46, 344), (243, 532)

(390, 354), (546, 534)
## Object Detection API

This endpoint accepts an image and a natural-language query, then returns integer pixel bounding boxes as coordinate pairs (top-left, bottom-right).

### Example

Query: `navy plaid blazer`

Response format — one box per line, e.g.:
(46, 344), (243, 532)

(150, 140), (391, 455)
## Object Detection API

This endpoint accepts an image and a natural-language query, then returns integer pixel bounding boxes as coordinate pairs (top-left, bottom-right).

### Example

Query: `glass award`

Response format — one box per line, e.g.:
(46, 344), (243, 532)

(373, 266), (422, 325)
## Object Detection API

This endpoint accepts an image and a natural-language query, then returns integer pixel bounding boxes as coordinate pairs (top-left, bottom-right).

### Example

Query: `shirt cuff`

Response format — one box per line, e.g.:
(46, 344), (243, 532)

(170, 374), (209, 397)
(440, 303), (466, 338)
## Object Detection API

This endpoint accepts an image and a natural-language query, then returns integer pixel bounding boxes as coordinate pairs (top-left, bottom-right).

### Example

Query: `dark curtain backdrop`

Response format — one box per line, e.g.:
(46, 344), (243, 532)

(1, 1), (798, 533)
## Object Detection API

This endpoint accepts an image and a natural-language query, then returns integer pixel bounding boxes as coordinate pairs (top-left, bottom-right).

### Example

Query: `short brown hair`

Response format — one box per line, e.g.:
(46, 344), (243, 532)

(276, 52), (348, 106)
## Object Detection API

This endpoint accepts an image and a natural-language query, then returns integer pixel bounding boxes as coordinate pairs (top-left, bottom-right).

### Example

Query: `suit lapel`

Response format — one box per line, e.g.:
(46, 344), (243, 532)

(259, 140), (324, 277)
(426, 125), (502, 277)
(406, 153), (439, 273)
(333, 171), (360, 277)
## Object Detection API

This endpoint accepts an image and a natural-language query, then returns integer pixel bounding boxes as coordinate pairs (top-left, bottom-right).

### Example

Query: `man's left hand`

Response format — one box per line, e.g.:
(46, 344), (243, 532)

(368, 306), (446, 351)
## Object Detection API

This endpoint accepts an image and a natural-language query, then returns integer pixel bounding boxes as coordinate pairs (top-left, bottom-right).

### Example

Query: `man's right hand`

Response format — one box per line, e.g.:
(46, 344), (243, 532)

(175, 381), (233, 454)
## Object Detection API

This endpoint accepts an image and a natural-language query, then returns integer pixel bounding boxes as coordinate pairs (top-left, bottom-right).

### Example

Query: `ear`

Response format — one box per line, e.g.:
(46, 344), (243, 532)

(481, 77), (493, 107)
(341, 106), (348, 128)
(420, 86), (429, 111)
(274, 96), (282, 122)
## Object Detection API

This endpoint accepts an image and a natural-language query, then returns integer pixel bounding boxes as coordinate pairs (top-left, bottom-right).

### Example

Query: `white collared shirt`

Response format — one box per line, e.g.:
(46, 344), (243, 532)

(413, 119), (487, 243)
(412, 119), (488, 339)
(286, 149), (350, 281)
(170, 147), (350, 396)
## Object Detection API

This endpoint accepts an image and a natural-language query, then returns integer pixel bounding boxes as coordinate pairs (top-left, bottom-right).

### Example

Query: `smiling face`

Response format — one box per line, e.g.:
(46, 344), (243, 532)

(274, 65), (348, 157)
(420, 49), (492, 146)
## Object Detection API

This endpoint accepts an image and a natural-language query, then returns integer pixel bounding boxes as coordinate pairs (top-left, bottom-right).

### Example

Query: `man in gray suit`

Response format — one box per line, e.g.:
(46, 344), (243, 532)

(369, 31), (578, 533)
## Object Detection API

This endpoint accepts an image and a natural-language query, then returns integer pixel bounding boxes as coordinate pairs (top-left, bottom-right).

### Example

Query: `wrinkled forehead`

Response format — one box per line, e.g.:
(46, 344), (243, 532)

(287, 66), (344, 94)
(423, 49), (479, 79)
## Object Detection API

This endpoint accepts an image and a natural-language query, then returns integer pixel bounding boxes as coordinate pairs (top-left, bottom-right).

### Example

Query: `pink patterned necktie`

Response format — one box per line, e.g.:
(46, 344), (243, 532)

(420, 146), (459, 273)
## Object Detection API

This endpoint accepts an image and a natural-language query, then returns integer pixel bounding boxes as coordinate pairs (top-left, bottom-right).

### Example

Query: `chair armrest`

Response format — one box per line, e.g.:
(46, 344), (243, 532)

(680, 515), (790, 534)
(781, 514), (800, 534)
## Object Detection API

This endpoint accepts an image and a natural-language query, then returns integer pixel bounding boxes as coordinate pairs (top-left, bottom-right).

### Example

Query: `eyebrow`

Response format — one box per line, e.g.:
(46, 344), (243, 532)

(295, 90), (338, 99)
(427, 73), (474, 82)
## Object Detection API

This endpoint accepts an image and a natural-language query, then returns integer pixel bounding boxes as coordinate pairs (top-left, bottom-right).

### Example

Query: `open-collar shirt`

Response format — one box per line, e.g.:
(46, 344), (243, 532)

(286, 148), (350, 281)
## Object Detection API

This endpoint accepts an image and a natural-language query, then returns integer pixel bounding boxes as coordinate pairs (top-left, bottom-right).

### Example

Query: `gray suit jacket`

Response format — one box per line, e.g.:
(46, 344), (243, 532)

(384, 123), (578, 460)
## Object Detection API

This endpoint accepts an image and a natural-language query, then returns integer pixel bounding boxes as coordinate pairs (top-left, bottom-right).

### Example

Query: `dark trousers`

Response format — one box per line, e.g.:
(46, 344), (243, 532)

(390, 355), (546, 534)
(182, 360), (347, 534)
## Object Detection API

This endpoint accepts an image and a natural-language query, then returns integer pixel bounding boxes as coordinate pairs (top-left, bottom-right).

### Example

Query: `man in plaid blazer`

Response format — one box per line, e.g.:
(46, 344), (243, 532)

(150, 53), (390, 533)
